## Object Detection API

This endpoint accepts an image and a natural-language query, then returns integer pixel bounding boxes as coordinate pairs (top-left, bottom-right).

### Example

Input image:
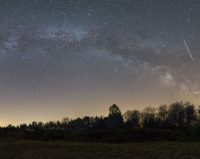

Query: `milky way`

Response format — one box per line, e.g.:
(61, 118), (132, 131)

(0, 0), (200, 125)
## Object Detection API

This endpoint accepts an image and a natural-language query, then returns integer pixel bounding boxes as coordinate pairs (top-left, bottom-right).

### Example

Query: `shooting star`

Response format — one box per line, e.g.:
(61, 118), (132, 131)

(183, 39), (194, 61)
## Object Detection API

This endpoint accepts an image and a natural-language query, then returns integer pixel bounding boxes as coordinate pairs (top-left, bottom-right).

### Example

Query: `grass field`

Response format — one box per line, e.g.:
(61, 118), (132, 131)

(0, 141), (200, 159)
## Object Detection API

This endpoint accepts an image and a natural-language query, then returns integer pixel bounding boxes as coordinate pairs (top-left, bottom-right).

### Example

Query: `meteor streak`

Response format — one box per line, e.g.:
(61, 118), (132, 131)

(183, 40), (194, 61)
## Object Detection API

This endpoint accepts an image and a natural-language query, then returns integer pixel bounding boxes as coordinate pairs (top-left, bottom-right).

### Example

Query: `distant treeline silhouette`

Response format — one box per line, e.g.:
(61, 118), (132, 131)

(2, 101), (200, 142)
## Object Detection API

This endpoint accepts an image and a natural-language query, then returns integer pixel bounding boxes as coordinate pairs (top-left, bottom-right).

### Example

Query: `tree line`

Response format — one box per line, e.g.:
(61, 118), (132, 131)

(2, 101), (200, 142)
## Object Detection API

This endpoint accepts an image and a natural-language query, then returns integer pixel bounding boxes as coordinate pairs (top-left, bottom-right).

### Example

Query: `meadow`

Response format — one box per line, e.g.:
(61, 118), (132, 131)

(0, 141), (199, 159)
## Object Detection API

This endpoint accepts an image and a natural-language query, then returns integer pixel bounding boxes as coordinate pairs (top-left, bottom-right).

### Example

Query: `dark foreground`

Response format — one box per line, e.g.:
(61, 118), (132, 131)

(0, 141), (200, 159)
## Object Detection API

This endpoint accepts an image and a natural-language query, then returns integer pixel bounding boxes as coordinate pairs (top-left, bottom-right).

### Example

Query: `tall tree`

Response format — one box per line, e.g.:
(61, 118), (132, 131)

(184, 102), (197, 127)
(142, 106), (156, 128)
(124, 110), (140, 128)
(158, 105), (168, 121)
(107, 104), (124, 129)
(168, 102), (185, 128)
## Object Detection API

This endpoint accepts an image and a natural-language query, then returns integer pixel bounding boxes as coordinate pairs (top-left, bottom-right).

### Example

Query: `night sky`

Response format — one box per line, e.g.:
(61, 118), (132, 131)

(0, 0), (200, 125)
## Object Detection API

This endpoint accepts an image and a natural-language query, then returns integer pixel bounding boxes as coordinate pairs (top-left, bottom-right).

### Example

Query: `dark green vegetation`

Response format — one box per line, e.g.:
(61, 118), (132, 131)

(2, 102), (200, 142)
(0, 141), (200, 159)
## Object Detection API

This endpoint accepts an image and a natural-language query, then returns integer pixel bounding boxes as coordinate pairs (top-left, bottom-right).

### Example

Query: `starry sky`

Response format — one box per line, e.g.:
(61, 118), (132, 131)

(0, 0), (200, 125)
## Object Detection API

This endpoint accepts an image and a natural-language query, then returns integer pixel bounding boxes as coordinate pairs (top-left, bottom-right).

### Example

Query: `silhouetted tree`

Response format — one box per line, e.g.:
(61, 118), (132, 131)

(93, 116), (108, 129)
(68, 118), (86, 130)
(82, 116), (93, 129)
(19, 124), (28, 130)
(158, 105), (168, 121)
(168, 102), (185, 128)
(107, 104), (124, 129)
(62, 117), (69, 124)
(184, 102), (197, 127)
(44, 121), (58, 129)
(124, 110), (140, 128)
(61, 117), (69, 129)
(196, 105), (200, 121)
(142, 106), (156, 128)
(156, 105), (170, 128)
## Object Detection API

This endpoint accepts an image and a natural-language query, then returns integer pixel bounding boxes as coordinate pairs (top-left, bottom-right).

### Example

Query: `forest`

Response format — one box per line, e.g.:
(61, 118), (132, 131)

(1, 101), (200, 142)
